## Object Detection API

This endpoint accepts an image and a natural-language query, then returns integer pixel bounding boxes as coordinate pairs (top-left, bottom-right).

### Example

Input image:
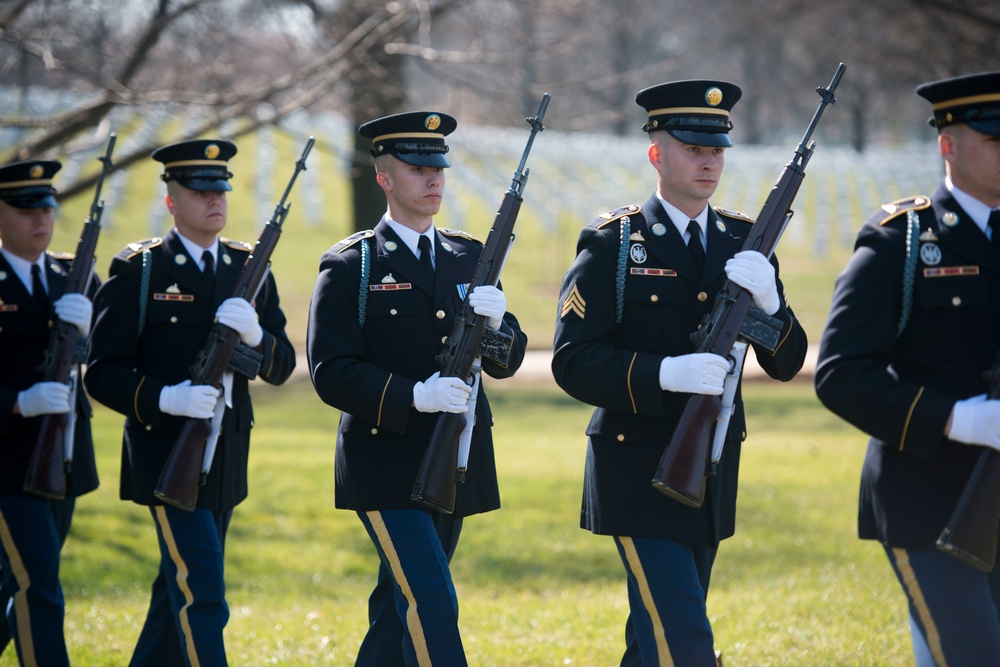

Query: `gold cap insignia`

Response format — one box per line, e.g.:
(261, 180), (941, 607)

(705, 87), (723, 107)
(29, 164), (44, 179)
(205, 143), (220, 159)
(425, 114), (442, 131)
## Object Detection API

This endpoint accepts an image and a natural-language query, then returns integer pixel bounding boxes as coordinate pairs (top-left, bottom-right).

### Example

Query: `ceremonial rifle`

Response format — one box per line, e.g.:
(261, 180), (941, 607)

(24, 133), (116, 499)
(153, 136), (314, 511)
(651, 64), (846, 507)
(936, 352), (1000, 571)
(411, 93), (550, 514)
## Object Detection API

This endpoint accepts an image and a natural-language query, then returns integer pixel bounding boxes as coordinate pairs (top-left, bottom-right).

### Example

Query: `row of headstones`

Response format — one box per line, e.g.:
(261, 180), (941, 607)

(0, 96), (946, 255)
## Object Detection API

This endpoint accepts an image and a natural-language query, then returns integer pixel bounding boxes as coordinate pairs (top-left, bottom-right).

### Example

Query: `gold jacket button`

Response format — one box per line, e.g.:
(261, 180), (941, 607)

(436, 310), (446, 319)
(145, 424), (153, 431)
(390, 308), (398, 316)
(952, 296), (962, 307)
(371, 428), (379, 435)
(650, 295), (659, 303)
(616, 434), (625, 442)
(698, 291), (708, 302)
(441, 336), (448, 344)
(170, 316), (178, 324)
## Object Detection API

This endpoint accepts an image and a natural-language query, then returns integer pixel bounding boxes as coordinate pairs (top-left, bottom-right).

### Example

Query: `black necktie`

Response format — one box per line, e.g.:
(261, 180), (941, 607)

(418, 235), (434, 280)
(31, 263), (48, 312)
(686, 220), (705, 272)
(202, 250), (215, 280)
(990, 210), (1000, 254)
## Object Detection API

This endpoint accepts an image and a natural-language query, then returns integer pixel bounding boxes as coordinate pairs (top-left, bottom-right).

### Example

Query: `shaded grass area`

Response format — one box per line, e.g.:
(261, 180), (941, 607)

(2, 378), (910, 666)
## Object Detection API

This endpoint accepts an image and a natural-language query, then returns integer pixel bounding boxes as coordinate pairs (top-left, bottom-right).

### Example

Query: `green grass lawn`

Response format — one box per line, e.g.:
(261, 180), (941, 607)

(1, 377), (911, 666)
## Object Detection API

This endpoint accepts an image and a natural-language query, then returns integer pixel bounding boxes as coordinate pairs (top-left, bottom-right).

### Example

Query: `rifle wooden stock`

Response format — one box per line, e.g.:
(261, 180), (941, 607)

(25, 133), (116, 499)
(153, 137), (314, 511)
(411, 94), (549, 513)
(651, 64), (846, 507)
(936, 349), (1000, 571)
(411, 411), (470, 513)
(936, 450), (1000, 571)
(154, 417), (214, 511)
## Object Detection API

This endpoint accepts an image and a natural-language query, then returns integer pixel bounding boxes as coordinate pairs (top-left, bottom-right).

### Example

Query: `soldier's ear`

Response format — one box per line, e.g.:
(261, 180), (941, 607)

(647, 142), (661, 168)
(163, 193), (176, 215)
(376, 172), (391, 193)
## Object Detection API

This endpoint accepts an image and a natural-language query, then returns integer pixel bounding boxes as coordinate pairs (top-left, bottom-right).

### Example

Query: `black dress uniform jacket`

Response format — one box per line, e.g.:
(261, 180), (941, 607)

(553, 194), (807, 546)
(0, 252), (99, 498)
(816, 185), (1000, 549)
(84, 228), (295, 511)
(307, 217), (527, 517)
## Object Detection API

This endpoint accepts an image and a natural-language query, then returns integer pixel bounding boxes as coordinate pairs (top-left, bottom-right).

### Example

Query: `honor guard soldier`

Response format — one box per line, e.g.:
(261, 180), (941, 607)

(307, 111), (526, 666)
(816, 72), (1000, 666)
(0, 159), (99, 666)
(84, 139), (295, 666)
(552, 80), (807, 666)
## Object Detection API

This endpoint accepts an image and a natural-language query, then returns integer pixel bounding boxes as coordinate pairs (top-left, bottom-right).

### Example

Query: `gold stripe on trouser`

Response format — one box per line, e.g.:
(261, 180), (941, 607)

(619, 537), (675, 667)
(892, 547), (949, 667)
(154, 506), (202, 667)
(367, 511), (434, 667)
(0, 510), (37, 667)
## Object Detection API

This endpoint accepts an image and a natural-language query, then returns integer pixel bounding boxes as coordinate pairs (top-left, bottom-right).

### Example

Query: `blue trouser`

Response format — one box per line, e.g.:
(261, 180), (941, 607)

(614, 536), (718, 667)
(355, 509), (465, 667)
(129, 505), (232, 667)
(0, 496), (76, 667)
(885, 546), (1000, 667)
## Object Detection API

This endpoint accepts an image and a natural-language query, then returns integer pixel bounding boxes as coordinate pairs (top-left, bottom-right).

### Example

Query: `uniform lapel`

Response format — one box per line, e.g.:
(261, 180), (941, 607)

(163, 229), (214, 301)
(375, 219), (434, 295)
(641, 194), (701, 283)
(932, 187), (1000, 277)
(0, 253), (37, 316)
(704, 209), (744, 284)
(431, 229), (469, 306)
(44, 252), (69, 302)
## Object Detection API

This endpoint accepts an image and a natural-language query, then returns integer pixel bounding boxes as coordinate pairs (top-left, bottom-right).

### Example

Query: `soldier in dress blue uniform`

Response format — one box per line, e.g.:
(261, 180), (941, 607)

(84, 139), (295, 667)
(307, 111), (526, 666)
(552, 80), (807, 666)
(0, 158), (99, 666)
(816, 72), (1000, 666)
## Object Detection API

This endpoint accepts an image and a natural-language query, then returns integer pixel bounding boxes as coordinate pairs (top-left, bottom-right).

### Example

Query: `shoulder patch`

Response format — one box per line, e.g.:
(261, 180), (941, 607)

(120, 237), (163, 260)
(594, 204), (642, 229)
(439, 228), (481, 243)
(221, 237), (253, 252)
(877, 195), (932, 226)
(714, 206), (755, 223)
(334, 230), (374, 254)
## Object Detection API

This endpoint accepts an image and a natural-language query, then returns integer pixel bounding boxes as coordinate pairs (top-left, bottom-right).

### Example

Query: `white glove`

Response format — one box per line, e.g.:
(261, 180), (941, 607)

(159, 380), (221, 419)
(659, 353), (728, 395)
(215, 297), (263, 347)
(948, 394), (1000, 450)
(17, 381), (71, 417)
(725, 250), (781, 315)
(468, 285), (506, 329)
(413, 371), (472, 414)
(53, 293), (93, 337)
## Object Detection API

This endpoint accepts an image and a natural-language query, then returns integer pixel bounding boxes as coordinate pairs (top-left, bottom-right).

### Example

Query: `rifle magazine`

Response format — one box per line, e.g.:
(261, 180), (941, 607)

(478, 327), (513, 367)
(739, 306), (783, 353)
